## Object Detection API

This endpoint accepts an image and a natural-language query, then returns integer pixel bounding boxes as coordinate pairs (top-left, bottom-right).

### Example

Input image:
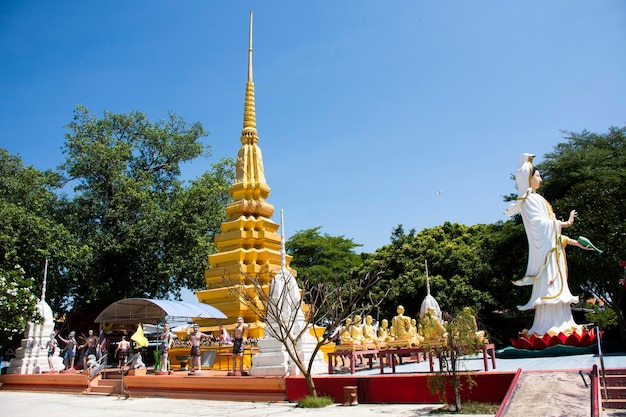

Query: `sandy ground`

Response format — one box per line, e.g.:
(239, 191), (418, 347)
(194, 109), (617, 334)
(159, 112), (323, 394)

(501, 371), (591, 417)
(0, 391), (467, 417)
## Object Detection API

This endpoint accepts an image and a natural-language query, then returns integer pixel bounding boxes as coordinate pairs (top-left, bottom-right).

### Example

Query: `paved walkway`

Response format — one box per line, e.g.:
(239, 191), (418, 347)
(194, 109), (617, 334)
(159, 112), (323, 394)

(0, 391), (483, 417)
(2, 352), (624, 416)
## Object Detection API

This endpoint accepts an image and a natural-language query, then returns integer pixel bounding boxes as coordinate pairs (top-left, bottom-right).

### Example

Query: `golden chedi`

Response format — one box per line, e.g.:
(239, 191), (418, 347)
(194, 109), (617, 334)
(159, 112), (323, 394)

(194, 13), (294, 335)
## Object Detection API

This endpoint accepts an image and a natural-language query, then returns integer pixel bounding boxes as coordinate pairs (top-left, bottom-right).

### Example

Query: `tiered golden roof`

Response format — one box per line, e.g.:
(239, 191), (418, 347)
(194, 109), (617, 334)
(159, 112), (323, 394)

(195, 11), (294, 333)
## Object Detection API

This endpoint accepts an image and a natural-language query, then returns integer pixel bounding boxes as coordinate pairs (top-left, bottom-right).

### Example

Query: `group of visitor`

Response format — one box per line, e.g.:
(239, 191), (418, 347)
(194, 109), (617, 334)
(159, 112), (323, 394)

(186, 316), (250, 375)
(46, 328), (103, 371)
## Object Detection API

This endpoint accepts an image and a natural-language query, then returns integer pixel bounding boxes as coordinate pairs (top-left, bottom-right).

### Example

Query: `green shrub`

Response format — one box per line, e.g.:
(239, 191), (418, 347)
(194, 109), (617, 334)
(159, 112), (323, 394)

(296, 395), (334, 408)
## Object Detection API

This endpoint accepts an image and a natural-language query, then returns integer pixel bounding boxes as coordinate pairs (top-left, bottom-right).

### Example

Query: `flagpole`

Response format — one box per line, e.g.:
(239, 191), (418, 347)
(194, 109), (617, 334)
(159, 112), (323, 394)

(41, 258), (48, 302)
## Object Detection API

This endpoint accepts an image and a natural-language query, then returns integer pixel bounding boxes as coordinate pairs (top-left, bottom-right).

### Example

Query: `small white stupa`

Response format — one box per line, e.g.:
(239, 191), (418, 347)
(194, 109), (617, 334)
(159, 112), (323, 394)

(6, 259), (63, 374)
(249, 210), (325, 376)
(419, 260), (442, 322)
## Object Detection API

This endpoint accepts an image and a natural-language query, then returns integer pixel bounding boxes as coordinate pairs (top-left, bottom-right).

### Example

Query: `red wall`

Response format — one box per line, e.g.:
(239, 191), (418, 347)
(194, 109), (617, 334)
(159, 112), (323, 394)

(286, 372), (516, 404)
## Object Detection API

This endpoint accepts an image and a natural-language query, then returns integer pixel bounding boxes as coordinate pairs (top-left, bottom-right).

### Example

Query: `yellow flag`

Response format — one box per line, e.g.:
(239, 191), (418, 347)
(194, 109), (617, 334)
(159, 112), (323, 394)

(131, 323), (149, 347)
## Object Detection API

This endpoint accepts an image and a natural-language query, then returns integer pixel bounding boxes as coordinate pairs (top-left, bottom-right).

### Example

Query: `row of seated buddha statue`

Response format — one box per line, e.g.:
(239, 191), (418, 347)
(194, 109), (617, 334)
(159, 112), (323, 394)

(336, 305), (485, 351)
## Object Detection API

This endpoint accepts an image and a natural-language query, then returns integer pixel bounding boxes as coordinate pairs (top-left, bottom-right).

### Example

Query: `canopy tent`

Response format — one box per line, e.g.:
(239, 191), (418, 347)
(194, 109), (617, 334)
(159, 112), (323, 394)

(94, 298), (227, 326)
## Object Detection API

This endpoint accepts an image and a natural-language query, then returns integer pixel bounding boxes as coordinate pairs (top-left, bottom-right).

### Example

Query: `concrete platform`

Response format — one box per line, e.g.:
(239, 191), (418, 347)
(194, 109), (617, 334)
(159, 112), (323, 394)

(353, 350), (626, 375)
(1, 350), (624, 416)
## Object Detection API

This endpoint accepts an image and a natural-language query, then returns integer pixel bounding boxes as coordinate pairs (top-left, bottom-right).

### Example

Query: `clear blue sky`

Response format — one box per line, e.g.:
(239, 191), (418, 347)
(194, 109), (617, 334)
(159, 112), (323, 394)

(1, 1), (625, 255)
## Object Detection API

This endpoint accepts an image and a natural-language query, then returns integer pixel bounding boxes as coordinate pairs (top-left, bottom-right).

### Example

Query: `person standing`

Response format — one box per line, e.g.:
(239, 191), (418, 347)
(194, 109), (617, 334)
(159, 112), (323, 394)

(115, 336), (130, 369)
(186, 324), (210, 373)
(160, 323), (175, 372)
(219, 324), (231, 344)
(98, 329), (107, 359)
(79, 329), (100, 371)
(57, 331), (77, 370)
(45, 332), (58, 371)
(231, 316), (250, 375)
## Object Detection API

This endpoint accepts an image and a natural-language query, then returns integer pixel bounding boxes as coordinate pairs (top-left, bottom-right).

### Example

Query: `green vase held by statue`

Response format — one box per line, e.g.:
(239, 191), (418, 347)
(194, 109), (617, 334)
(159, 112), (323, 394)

(577, 236), (602, 254)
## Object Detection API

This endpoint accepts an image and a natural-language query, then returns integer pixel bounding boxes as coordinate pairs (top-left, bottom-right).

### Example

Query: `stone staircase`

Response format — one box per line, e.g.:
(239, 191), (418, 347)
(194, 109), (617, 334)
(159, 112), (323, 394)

(602, 368), (626, 409)
(87, 372), (123, 396)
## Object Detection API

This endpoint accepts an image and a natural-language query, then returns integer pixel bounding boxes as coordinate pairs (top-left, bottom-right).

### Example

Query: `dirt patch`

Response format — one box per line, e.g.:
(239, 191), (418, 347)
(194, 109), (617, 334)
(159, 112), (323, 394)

(502, 371), (590, 417)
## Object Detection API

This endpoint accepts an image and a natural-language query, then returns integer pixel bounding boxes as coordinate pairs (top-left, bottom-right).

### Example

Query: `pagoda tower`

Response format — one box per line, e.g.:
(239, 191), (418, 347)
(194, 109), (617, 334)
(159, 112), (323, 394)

(195, 11), (294, 332)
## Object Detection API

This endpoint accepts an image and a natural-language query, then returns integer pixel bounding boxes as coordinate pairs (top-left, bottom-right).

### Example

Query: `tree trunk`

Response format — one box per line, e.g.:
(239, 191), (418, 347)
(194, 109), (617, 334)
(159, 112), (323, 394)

(450, 343), (462, 412)
(304, 373), (318, 398)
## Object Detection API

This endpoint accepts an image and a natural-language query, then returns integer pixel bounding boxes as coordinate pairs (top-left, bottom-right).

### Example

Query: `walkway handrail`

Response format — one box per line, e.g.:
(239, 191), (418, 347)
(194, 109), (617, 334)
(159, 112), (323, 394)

(596, 325), (609, 400)
(87, 354), (108, 381)
(590, 364), (601, 417)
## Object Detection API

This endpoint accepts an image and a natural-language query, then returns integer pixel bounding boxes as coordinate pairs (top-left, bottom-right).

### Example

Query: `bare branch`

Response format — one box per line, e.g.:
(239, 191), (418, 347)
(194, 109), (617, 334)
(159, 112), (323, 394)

(222, 267), (386, 397)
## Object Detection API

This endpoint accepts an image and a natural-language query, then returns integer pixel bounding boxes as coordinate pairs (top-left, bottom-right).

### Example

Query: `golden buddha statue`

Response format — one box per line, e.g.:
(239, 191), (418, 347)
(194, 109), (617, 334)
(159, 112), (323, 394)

(349, 314), (365, 345)
(409, 318), (423, 346)
(339, 317), (355, 345)
(459, 306), (487, 344)
(377, 319), (391, 344)
(419, 306), (447, 346)
(387, 305), (413, 347)
(362, 315), (378, 347)
(390, 305), (412, 341)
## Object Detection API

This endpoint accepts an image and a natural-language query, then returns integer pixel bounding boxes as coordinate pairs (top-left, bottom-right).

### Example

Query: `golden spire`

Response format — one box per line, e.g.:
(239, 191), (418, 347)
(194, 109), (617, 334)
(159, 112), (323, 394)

(226, 10), (273, 220)
(243, 10), (256, 136)
(198, 11), (292, 325)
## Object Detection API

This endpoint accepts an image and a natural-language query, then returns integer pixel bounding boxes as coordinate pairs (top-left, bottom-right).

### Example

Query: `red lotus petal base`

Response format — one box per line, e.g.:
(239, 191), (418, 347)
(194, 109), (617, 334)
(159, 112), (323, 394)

(509, 328), (599, 350)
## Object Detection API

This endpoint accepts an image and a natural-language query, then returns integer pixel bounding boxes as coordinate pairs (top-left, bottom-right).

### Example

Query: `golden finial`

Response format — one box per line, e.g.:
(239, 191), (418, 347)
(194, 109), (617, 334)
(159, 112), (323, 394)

(248, 10), (253, 83)
(227, 10), (272, 219)
(242, 10), (257, 138)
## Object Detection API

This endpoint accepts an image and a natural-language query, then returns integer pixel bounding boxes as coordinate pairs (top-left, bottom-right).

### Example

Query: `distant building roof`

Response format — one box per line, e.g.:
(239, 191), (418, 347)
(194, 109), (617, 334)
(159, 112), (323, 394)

(94, 298), (227, 325)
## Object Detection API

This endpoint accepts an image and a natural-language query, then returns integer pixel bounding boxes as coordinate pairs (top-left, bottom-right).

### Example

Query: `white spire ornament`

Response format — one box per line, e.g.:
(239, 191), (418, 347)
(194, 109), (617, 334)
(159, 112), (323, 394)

(419, 260), (442, 322)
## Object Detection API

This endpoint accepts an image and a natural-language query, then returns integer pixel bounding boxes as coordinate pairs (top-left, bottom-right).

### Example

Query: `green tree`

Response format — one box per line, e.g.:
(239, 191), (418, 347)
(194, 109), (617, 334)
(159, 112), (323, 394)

(479, 220), (528, 310)
(57, 105), (234, 313)
(428, 307), (485, 413)
(364, 223), (501, 322)
(286, 227), (363, 285)
(0, 265), (41, 344)
(535, 126), (626, 338)
(0, 149), (83, 344)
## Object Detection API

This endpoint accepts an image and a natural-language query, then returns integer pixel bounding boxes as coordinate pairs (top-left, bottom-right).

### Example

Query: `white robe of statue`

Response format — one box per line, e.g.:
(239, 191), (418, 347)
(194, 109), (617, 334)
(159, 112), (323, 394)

(505, 153), (581, 337)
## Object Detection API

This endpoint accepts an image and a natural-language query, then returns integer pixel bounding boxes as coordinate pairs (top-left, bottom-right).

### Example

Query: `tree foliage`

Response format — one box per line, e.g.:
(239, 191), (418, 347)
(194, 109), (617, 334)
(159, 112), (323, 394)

(362, 128), (626, 343)
(428, 307), (485, 413)
(286, 227), (363, 285)
(55, 105), (234, 313)
(0, 265), (42, 344)
(364, 223), (512, 321)
(0, 149), (83, 344)
(536, 126), (626, 337)
(3, 112), (625, 349)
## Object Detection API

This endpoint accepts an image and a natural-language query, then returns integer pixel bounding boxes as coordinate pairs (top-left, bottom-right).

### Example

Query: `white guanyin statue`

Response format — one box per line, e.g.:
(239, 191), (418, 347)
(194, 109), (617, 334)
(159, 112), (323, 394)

(504, 153), (593, 337)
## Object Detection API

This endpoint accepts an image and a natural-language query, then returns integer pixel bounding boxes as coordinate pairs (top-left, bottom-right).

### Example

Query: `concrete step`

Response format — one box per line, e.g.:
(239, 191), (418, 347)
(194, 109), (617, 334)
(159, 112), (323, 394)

(601, 368), (626, 409)
(603, 374), (626, 387)
(96, 379), (122, 388)
(87, 375), (123, 396)
(603, 398), (626, 409)
(604, 369), (626, 376)
(89, 385), (121, 395)
(605, 386), (626, 400)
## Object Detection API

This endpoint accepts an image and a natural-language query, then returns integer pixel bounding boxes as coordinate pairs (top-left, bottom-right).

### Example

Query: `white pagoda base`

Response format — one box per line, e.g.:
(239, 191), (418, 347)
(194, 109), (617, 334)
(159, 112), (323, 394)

(5, 300), (63, 374)
(249, 326), (325, 377)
